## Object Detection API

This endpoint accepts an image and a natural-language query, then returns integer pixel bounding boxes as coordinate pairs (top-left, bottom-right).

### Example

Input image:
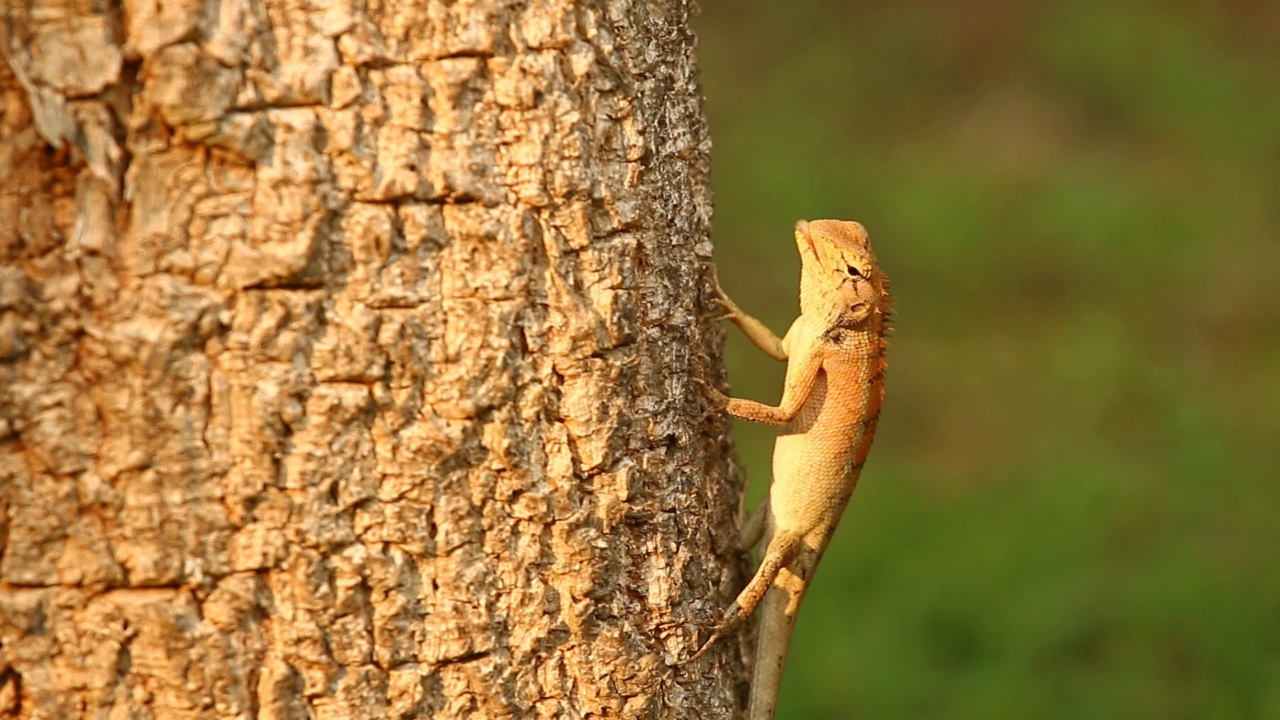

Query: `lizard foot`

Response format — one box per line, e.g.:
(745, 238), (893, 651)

(671, 625), (727, 667)
(708, 270), (747, 323)
(693, 375), (730, 411)
(671, 602), (750, 667)
(691, 376), (731, 426)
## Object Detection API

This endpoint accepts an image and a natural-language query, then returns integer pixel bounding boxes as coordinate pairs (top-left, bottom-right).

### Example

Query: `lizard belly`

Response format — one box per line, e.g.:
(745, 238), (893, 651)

(769, 431), (858, 540)
(768, 378), (871, 540)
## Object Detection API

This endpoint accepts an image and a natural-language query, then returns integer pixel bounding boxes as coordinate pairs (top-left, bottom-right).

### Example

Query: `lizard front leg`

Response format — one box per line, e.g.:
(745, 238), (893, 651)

(715, 347), (823, 426)
(712, 273), (789, 361)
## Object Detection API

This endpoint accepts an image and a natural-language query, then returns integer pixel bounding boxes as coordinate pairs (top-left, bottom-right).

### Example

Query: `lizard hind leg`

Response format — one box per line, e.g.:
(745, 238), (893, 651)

(677, 531), (802, 665)
(739, 490), (770, 551)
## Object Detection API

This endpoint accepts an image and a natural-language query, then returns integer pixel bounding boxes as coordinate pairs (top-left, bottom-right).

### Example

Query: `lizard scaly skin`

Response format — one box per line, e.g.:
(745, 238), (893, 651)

(684, 219), (891, 720)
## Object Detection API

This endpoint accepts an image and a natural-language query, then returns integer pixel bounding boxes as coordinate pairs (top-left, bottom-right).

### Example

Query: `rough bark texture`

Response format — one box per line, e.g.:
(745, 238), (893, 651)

(0, 0), (745, 717)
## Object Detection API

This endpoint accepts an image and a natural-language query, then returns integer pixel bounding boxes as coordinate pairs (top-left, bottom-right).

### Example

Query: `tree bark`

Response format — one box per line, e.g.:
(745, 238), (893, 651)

(0, 0), (744, 718)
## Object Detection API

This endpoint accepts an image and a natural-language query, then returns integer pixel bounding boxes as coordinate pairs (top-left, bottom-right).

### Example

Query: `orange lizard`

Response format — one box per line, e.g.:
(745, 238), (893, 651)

(682, 219), (891, 720)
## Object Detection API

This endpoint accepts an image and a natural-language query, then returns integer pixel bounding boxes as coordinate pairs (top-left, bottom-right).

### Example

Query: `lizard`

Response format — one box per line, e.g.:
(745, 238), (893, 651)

(680, 219), (891, 720)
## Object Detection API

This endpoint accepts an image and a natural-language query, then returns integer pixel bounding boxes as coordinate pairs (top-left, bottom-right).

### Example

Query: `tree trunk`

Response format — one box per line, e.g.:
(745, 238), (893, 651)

(0, 0), (744, 717)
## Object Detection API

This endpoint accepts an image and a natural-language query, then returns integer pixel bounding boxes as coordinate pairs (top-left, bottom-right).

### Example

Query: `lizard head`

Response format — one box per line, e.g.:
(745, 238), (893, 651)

(795, 219), (889, 325)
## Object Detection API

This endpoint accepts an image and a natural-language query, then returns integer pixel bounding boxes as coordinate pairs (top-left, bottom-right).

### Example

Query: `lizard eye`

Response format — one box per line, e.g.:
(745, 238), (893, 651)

(846, 264), (863, 279)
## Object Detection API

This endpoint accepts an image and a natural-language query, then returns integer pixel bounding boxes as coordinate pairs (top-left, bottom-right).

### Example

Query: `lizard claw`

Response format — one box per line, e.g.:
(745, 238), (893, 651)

(707, 299), (734, 322)
(706, 386), (730, 411)
(671, 625), (724, 667)
(707, 268), (745, 323)
(692, 376), (730, 422)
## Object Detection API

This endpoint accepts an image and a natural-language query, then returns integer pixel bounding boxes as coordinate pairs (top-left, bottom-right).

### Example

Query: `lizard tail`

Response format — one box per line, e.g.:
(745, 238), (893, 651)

(746, 551), (820, 720)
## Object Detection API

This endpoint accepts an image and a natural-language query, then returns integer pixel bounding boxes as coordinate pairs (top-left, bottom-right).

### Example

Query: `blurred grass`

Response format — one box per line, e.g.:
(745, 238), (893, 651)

(695, 1), (1280, 718)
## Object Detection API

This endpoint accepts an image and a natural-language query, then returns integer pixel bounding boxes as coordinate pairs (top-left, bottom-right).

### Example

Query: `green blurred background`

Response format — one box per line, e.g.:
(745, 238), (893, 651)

(695, 1), (1280, 718)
